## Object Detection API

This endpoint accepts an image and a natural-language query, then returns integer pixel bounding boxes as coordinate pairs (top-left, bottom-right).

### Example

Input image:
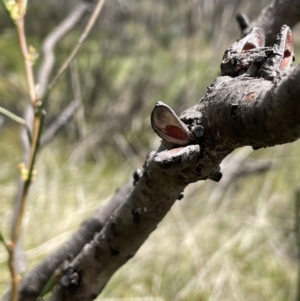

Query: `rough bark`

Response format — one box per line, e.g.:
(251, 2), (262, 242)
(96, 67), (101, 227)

(16, 183), (132, 301)
(245, 0), (300, 45)
(48, 65), (300, 301)
(4, 1), (300, 300)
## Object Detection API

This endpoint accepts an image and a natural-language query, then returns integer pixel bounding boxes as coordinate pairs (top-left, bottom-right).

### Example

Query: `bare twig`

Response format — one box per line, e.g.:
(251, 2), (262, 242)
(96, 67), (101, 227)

(7, 3), (42, 299)
(48, 0), (106, 90)
(209, 148), (273, 202)
(0, 106), (32, 142)
(40, 99), (81, 147)
(0, 107), (25, 125)
(38, 2), (90, 98)
(235, 12), (250, 31)
(9, 1), (92, 279)
(246, 0), (300, 45)
(3, 3), (96, 300)
(70, 61), (87, 139)
(16, 14), (36, 105)
(113, 133), (142, 168)
(17, 182), (132, 301)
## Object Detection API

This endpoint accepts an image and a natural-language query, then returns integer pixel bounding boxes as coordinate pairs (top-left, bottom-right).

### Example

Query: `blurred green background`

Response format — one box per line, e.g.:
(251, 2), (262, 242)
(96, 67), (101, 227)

(1, 0), (300, 300)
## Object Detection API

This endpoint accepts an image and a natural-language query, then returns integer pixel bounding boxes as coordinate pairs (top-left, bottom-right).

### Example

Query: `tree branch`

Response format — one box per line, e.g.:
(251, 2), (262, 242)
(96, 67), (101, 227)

(48, 0), (106, 90)
(40, 99), (81, 147)
(191, 67), (300, 149)
(5, 1), (300, 300)
(245, 0), (300, 45)
(209, 147), (273, 202)
(5, 1), (94, 299)
(48, 64), (300, 301)
(37, 1), (90, 98)
(14, 182), (132, 301)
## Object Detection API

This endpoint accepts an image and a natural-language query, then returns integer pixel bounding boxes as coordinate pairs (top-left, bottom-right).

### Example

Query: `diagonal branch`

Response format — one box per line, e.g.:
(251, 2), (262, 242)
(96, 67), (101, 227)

(245, 0), (300, 45)
(6, 1), (95, 298)
(40, 99), (81, 147)
(16, 182), (132, 301)
(8, 1), (300, 301)
(48, 0), (106, 90)
(48, 65), (300, 301)
(37, 1), (91, 98)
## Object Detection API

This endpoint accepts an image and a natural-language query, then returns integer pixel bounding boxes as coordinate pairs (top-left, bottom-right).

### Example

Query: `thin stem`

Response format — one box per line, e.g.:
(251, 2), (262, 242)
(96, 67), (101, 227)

(0, 105), (32, 142)
(0, 231), (10, 253)
(0, 106), (26, 125)
(7, 5), (42, 301)
(16, 17), (36, 104)
(7, 1), (105, 300)
(48, 0), (106, 90)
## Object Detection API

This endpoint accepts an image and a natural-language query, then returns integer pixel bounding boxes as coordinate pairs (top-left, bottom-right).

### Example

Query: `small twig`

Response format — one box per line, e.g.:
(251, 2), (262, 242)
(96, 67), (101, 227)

(70, 60), (87, 138)
(0, 106), (32, 142)
(38, 2), (90, 98)
(0, 231), (10, 253)
(113, 133), (142, 168)
(48, 0), (106, 90)
(16, 16), (36, 104)
(7, 3), (42, 300)
(0, 106), (26, 125)
(4, 3), (94, 300)
(40, 99), (80, 147)
(0, 232), (19, 301)
(235, 13), (250, 32)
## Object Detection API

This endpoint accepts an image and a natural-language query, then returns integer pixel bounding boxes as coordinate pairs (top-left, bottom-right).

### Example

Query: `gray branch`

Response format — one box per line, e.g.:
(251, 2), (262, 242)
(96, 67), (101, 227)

(6, 1), (300, 300)
(209, 147), (273, 202)
(245, 0), (300, 45)
(13, 182), (132, 301)
(40, 99), (81, 147)
(5, 1), (92, 299)
(48, 65), (300, 300)
(38, 2), (90, 98)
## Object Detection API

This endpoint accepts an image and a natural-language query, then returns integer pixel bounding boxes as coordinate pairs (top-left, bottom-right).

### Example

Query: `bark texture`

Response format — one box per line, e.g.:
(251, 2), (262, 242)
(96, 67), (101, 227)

(48, 65), (300, 301)
(4, 0), (300, 300)
(16, 183), (132, 301)
(246, 0), (300, 45)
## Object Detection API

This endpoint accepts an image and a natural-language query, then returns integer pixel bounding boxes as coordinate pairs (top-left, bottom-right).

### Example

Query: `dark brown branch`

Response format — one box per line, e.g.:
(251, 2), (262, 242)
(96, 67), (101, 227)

(49, 146), (203, 301)
(245, 0), (300, 45)
(48, 64), (300, 301)
(235, 13), (250, 31)
(15, 182), (132, 301)
(40, 99), (81, 147)
(183, 66), (300, 150)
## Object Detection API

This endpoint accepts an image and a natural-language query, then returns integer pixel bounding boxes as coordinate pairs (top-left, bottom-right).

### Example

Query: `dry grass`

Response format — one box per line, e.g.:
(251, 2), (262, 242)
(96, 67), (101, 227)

(1, 127), (300, 301)
(1, 1), (300, 300)
(99, 144), (300, 301)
